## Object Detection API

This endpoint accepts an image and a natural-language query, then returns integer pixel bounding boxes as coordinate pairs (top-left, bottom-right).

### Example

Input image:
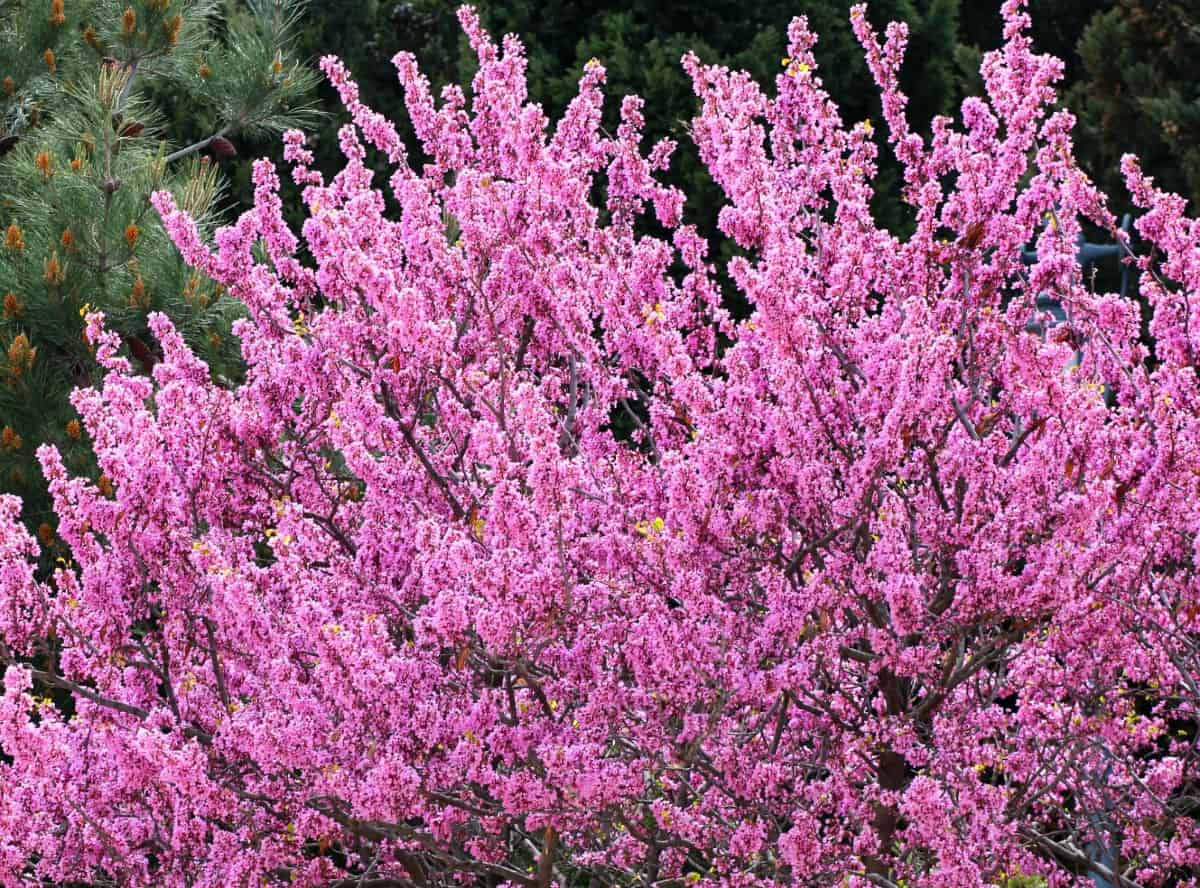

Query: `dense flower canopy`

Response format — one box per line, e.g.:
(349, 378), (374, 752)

(1, 2), (1199, 886)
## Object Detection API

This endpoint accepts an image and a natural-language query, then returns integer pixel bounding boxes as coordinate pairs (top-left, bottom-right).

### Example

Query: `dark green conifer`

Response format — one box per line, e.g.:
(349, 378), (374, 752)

(0, 0), (317, 560)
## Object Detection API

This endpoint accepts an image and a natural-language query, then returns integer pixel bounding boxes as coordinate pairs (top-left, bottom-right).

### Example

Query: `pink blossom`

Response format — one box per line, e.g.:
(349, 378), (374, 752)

(1, 3), (1199, 887)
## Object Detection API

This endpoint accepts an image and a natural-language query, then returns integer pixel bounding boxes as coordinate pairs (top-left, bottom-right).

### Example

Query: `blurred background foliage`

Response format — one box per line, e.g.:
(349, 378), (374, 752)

(273, 0), (1200, 229)
(264, 0), (1198, 319)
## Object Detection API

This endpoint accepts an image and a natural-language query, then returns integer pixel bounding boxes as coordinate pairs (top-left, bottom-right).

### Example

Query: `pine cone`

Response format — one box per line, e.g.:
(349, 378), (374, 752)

(209, 136), (236, 158)
(118, 120), (144, 138)
(0, 135), (18, 157)
(125, 335), (158, 374)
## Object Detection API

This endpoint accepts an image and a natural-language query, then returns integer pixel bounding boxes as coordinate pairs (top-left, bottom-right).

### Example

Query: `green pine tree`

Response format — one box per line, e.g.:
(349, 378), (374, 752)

(1067, 0), (1200, 216)
(0, 0), (318, 563)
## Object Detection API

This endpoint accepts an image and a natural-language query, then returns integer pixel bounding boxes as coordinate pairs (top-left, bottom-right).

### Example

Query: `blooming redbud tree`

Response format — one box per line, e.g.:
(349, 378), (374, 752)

(1, 2), (1199, 886)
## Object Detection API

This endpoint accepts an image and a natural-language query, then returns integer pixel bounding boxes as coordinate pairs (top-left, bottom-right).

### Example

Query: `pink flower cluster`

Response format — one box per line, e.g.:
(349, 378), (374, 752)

(1, 3), (1198, 886)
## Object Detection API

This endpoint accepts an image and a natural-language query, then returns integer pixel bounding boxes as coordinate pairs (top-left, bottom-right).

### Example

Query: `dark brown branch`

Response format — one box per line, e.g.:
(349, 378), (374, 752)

(204, 617), (232, 712)
(999, 413), (1044, 468)
(536, 826), (558, 888)
(380, 382), (467, 521)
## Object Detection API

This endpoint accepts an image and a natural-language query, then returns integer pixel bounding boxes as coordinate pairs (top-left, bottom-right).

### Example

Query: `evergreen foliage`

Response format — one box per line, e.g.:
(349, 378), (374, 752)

(261, 0), (1200, 270)
(239, 1), (1190, 245)
(286, 1), (1134, 265)
(1066, 0), (1200, 216)
(465, 0), (965, 236)
(0, 0), (317, 555)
